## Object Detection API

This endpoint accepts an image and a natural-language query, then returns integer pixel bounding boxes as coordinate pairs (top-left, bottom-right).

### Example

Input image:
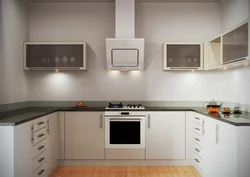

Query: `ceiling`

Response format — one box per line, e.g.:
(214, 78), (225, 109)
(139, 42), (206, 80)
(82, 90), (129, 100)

(28, 0), (222, 3)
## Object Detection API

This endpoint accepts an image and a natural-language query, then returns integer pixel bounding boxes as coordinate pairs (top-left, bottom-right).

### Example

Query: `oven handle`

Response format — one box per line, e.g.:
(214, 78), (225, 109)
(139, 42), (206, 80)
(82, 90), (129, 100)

(109, 118), (143, 121)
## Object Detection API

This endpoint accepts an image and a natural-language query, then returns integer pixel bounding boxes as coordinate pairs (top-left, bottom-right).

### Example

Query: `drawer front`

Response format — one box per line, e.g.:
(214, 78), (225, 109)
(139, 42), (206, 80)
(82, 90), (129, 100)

(194, 143), (204, 160)
(193, 123), (202, 136)
(194, 133), (204, 148)
(193, 116), (202, 125)
(33, 161), (46, 177)
(194, 153), (203, 169)
(33, 128), (47, 145)
(33, 116), (48, 132)
(33, 151), (47, 172)
(33, 139), (47, 159)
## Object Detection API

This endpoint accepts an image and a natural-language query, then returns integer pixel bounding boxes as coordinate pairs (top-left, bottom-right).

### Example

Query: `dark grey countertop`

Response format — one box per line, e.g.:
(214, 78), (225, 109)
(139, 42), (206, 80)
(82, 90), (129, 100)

(1, 106), (250, 126)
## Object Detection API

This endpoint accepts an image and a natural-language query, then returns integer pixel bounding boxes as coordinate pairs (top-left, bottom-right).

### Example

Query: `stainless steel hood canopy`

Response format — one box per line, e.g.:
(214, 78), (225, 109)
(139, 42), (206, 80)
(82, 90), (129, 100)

(106, 0), (145, 71)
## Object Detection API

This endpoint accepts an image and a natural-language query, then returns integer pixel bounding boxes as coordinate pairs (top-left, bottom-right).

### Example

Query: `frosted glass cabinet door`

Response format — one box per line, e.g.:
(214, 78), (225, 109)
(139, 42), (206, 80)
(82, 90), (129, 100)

(162, 43), (203, 70)
(24, 43), (87, 70)
(222, 23), (248, 64)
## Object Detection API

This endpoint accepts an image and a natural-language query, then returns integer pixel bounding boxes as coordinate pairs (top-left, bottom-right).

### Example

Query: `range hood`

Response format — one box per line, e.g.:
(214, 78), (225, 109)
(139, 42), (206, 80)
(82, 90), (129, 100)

(106, 0), (145, 71)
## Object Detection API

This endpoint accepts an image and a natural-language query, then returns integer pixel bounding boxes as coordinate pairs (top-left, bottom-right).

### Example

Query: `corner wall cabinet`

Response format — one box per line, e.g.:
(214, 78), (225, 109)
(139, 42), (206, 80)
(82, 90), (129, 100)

(162, 43), (204, 70)
(206, 22), (249, 70)
(24, 42), (87, 70)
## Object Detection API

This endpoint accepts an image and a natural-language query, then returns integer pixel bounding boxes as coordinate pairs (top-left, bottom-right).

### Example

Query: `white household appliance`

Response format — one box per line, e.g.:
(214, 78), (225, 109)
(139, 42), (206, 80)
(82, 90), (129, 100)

(106, 0), (145, 71)
(105, 103), (146, 149)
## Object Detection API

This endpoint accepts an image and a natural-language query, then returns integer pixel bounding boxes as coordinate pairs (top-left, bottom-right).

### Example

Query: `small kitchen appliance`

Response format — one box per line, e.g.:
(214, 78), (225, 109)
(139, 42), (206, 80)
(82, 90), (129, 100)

(203, 99), (223, 113)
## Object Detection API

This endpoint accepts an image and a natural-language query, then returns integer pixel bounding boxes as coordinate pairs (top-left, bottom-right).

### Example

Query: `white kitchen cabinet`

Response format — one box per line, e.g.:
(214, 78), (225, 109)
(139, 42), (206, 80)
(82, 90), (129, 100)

(200, 115), (237, 177)
(162, 43), (203, 70)
(65, 112), (105, 159)
(146, 111), (186, 159)
(46, 112), (60, 175)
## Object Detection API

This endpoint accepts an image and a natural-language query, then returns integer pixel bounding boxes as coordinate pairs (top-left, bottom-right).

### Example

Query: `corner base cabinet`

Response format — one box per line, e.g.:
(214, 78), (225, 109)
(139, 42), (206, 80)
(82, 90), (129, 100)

(146, 111), (186, 159)
(64, 112), (105, 159)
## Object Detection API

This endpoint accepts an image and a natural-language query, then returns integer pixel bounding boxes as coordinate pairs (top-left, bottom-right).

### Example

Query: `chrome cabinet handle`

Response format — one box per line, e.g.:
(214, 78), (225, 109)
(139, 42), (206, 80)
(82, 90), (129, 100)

(47, 120), (50, 134)
(195, 148), (200, 152)
(38, 122), (45, 125)
(195, 117), (200, 120)
(38, 169), (45, 175)
(31, 125), (34, 142)
(216, 124), (219, 144)
(195, 138), (200, 142)
(100, 114), (103, 129)
(38, 146), (45, 151)
(148, 114), (151, 129)
(38, 157), (45, 163)
(202, 119), (205, 136)
(194, 158), (200, 163)
(38, 134), (45, 138)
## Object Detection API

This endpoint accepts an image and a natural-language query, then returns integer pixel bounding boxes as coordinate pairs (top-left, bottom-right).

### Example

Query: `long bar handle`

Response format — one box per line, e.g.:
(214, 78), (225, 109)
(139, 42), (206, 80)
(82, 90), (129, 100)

(100, 114), (103, 128)
(47, 120), (50, 135)
(216, 124), (219, 144)
(109, 118), (142, 121)
(202, 119), (205, 136)
(148, 114), (151, 129)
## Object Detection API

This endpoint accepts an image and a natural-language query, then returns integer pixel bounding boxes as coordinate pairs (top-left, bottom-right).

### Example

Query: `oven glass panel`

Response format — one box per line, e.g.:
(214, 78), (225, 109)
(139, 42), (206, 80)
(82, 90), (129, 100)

(110, 121), (140, 144)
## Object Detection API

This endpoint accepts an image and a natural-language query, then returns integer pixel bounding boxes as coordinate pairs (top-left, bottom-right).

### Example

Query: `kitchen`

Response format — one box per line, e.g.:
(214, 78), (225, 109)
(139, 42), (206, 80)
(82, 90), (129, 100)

(0, 0), (250, 176)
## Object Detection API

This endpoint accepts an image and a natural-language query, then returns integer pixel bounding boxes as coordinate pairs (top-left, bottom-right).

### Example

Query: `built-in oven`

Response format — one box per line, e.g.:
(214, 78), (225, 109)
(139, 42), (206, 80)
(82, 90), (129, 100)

(105, 111), (146, 149)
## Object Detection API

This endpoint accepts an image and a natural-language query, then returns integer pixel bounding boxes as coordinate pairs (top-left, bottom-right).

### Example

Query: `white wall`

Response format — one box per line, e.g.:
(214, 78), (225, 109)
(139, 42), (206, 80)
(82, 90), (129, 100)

(221, 0), (249, 32)
(0, 0), (29, 104)
(27, 2), (250, 104)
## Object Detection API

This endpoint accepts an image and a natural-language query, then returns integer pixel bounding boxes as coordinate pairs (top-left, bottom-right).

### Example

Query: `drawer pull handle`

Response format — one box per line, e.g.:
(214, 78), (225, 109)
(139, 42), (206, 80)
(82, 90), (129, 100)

(195, 128), (200, 131)
(38, 134), (45, 138)
(38, 169), (45, 175)
(195, 117), (200, 120)
(195, 138), (200, 142)
(38, 146), (45, 150)
(195, 158), (200, 163)
(195, 148), (200, 152)
(38, 157), (45, 163)
(38, 122), (45, 125)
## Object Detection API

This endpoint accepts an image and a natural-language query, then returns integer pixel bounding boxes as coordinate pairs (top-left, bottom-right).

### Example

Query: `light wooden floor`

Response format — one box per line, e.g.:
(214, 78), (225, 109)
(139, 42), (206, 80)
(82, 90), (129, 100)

(49, 166), (201, 177)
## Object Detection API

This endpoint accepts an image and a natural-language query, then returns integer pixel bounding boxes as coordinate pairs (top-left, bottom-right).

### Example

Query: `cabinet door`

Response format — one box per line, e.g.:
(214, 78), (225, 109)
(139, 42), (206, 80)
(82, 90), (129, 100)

(65, 112), (105, 159)
(14, 121), (33, 177)
(204, 117), (237, 177)
(46, 113), (60, 175)
(146, 112), (186, 159)
(215, 121), (237, 177)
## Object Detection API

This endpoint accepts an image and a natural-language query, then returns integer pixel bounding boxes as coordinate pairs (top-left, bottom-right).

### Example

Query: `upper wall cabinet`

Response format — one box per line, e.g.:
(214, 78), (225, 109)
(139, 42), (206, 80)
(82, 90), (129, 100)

(222, 23), (248, 64)
(205, 22), (249, 70)
(162, 43), (203, 71)
(24, 42), (87, 70)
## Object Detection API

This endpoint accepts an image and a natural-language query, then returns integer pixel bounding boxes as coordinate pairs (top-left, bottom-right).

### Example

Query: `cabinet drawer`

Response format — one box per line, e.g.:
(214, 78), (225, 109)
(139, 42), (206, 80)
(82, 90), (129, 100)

(33, 139), (47, 159)
(33, 128), (47, 145)
(193, 123), (202, 136)
(33, 116), (48, 132)
(194, 153), (203, 169)
(33, 151), (47, 172)
(193, 116), (202, 125)
(33, 161), (46, 177)
(194, 143), (204, 160)
(194, 133), (204, 148)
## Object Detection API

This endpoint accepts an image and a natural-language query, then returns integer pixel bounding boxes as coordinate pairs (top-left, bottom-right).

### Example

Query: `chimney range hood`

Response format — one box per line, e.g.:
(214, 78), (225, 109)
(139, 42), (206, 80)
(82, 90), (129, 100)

(106, 0), (145, 71)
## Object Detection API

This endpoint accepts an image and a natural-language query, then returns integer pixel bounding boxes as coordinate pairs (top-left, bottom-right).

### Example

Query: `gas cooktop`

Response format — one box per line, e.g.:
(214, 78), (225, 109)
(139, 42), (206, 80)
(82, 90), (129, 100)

(106, 102), (145, 110)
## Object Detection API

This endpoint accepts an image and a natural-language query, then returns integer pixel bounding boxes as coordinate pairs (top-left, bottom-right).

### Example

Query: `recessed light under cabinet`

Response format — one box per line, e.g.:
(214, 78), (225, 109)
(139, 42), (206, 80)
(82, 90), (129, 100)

(24, 42), (87, 71)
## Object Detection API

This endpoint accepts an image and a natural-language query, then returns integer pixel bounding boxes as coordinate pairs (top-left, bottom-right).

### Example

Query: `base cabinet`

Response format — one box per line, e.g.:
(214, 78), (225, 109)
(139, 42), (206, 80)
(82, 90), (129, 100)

(46, 112), (60, 175)
(146, 112), (186, 159)
(65, 112), (105, 159)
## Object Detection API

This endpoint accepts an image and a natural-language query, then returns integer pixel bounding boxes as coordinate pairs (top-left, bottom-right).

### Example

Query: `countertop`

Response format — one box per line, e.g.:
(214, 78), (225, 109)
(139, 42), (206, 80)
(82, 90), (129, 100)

(0, 106), (250, 126)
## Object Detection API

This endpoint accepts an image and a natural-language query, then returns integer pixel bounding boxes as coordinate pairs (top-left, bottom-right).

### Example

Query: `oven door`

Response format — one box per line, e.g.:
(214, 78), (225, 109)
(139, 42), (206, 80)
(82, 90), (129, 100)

(105, 116), (145, 149)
